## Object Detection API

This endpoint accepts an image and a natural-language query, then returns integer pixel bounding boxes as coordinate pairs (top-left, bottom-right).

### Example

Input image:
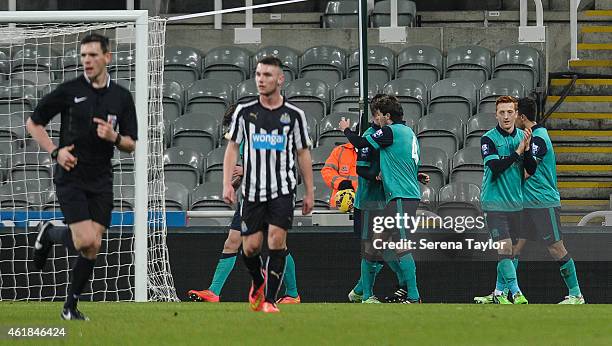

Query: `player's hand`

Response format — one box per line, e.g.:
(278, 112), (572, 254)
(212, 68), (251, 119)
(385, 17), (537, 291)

(93, 117), (118, 143)
(418, 173), (430, 185)
(376, 173), (382, 181)
(232, 165), (244, 177)
(223, 184), (236, 205)
(57, 144), (78, 171)
(338, 117), (351, 131)
(302, 193), (314, 215)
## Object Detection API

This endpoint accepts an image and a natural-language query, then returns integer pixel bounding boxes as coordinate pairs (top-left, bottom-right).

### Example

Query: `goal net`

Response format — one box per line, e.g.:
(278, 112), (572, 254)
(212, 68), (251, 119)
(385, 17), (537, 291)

(0, 12), (178, 302)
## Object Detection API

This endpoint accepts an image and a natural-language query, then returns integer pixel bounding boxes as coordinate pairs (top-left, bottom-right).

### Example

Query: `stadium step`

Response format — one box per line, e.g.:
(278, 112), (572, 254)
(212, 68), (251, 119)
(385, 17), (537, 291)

(555, 145), (612, 164)
(584, 10), (612, 17)
(549, 79), (612, 96)
(546, 95), (612, 113)
(544, 112), (612, 130)
(580, 25), (612, 42)
(556, 164), (612, 177)
(548, 129), (612, 143)
(557, 180), (612, 199)
(560, 200), (609, 226)
(560, 213), (604, 226)
(568, 59), (612, 74)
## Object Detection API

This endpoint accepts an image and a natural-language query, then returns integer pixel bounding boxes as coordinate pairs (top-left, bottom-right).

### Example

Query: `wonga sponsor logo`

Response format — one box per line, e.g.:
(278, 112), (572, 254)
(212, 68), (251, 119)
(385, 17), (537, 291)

(252, 133), (286, 151)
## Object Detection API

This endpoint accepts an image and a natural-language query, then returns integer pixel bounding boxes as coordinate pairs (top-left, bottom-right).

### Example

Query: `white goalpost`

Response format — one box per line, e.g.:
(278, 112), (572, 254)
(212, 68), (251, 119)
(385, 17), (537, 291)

(0, 11), (177, 302)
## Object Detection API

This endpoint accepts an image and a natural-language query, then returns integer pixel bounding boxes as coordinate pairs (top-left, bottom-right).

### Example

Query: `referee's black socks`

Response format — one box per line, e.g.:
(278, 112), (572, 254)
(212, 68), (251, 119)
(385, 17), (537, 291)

(265, 249), (288, 304)
(65, 255), (96, 310)
(47, 225), (76, 252)
(243, 252), (265, 289)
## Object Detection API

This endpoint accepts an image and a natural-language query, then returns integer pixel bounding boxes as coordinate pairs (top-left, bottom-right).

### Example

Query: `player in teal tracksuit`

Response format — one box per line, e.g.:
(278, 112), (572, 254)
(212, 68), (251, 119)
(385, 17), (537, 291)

(514, 97), (584, 304)
(474, 96), (530, 305)
(341, 94), (423, 303)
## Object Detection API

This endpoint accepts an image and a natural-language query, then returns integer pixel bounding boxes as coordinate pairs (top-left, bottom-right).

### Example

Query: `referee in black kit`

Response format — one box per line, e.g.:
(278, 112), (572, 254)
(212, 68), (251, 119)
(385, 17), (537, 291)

(26, 33), (137, 320)
(223, 56), (314, 313)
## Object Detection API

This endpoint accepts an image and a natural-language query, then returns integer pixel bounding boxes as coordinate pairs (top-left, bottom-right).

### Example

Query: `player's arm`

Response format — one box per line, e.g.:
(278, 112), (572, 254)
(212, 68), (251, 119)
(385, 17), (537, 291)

(343, 126), (394, 150)
(523, 136), (547, 178)
(481, 135), (523, 178)
(222, 105), (245, 205)
(356, 147), (379, 181)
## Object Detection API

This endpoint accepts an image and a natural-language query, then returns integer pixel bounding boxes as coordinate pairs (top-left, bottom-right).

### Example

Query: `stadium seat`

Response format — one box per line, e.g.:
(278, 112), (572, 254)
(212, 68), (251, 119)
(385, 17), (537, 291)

(113, 171), (135, 186)
(419, 183), (437, 212)
(370, 0), (417, 28)
(331, 78), (380, 114)
(0, 50), (9, 81)
(322, 0), (359, 28)
(162, 80), (184, 125)
(310, 144), (336, 172)
(348, 46), (395, 86)
(112, 149), (135, 172)
(58, 48), (81, 81)
(203, 46), (251, 86)
(418, 146), (449, 192)
(0, 79), (37, 115)
(450, 147), (484, 187)
(163, 146), (203, 190)
(114, 79), (135, 99)
(11, 45), (59, 84)
(382, 78), (427, 119)
(42, 187), (59, 211)
(252, 46), (300, 82)
(396, 45), (443, 89)
(164, 46), (203, 84)
(172, 112), (219, 155)
(464, 113), (497, 147)
(318, 112), (359, 147)
(0, 113), (28, 146)
(0, 181), (42, 211)
(427, 78), (477, 121)
(236, 79), (258, 104)
(9, 151), (53, 192)
(300, 46), (346, 87)
(184, 79), (232, 117)
(305, 115), (318, 146)
(285, 78), (330, 121)
(417, 113), (463, 157)
(113, 185), (135, 211)
(437, 182), (481, 219)
(296, 179), (331, 210)
(109, 45), (135, 80)
(191, 181), (233, 211)
(444, 45), (492, 87)
(204, 147), (226, 183)
(164, 181), (190, 211)
(493, 45), (542, 92)
(477, 78), (525, 114)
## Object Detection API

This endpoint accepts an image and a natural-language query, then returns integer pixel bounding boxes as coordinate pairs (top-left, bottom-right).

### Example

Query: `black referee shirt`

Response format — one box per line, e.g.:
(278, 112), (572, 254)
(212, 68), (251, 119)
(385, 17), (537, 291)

(30, 74), (138, 184)
(228, 98), (311, 202)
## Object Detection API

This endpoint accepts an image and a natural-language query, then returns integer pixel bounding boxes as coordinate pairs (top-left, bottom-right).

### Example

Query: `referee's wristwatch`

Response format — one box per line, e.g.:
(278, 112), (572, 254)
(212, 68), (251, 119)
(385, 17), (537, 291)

(50, 147), (60, 161)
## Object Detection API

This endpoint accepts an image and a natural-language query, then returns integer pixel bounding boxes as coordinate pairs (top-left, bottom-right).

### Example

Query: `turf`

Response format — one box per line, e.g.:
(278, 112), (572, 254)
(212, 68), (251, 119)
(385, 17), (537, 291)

(1, 302), (611, 345)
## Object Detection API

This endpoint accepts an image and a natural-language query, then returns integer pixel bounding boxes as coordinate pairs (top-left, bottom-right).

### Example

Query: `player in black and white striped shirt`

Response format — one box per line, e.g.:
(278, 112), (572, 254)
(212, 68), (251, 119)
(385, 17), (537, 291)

(223, 56), (314, 313)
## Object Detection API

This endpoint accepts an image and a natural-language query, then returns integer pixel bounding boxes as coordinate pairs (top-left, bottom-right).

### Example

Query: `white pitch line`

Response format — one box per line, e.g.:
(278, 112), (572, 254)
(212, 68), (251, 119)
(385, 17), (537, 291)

(167, 0), (307, 22)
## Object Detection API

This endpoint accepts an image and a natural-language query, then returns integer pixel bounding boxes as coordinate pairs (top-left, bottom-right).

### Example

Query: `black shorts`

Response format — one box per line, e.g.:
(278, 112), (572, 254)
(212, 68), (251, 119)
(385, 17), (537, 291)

(229, 202), (242, 231)
(521, 207), (563, 245)
(484, 211), (523, 242)
(240, 194), (295, 235)
(56, 181), (113, 228)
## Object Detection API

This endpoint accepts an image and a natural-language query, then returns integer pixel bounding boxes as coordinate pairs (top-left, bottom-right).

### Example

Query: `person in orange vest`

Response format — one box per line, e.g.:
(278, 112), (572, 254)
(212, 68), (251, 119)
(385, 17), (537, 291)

(321, 142), (358, 208)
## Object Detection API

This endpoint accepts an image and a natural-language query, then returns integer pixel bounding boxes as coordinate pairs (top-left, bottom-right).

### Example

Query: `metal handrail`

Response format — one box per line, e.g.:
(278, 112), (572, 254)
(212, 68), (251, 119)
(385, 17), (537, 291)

(577, 211), (612, 226)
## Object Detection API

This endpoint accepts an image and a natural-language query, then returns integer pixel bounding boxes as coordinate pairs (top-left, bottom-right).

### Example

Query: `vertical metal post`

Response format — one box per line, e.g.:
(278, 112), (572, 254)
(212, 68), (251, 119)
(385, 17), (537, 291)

(520, 0), (528, 26)
(214, 0), (222, 29)
(390, 0), (398, 27)
(358, 0), (369, 135)
(570, 0), (579, 61)
(246, 0), (253, 29)
(126, 0), (135, 10)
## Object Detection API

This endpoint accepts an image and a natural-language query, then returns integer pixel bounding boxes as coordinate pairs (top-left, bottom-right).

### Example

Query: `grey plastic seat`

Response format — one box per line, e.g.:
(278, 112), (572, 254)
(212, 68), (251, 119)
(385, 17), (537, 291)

(331, 78), (380, 114)
(348, 46), (395, 86)
(164, 46), (203, 84)
(318, 112), (359, 147)
(418, 146), (448, 192)
(0, 79), (37, 116)
(203, 46), (251, 86)
(296, 179), (331, 210)
(477, 78), (525, 113)
(236, 79), (258, 103)
(396, 45), (443, 89)
(42, 187), (60, 211)
(285, 78), (329, 121)
(164, 181), (190, 211)
(113, 185), (135, 211)
(191, 181), (233, 211)
(322, 0), (359, 28)
(172, 112), (219, 155)
(371, 0), (417, 28)
(252, 46), (300, 82)
(493, 45), (542, 92)
(11, 45), (58, 84)
(382, 78), (427, 119)
(9, 151), (53, 192)
(437, 182), (481, 219)
(299, 46), (346, 87)
(114, 79), (135, 100)
(0, 113), (27, 146)
(417, 113), (463, 156)
(163, 146), (203, 190)
(419, 183), (437, 212)
(450, 147), (484, 187)
(464, 113), (497, 147)
(445, 45), (492, 87)
(310, 144), (336, 172)
(58, 48), (81, 81)
(427, 78), (477, 122)
(204, 147), (226, 183)
(162, 80), (184, 124)
(109, 46), (135, 80)
(0, 51), (9, 81)
(112, 149), (135, 172)
(113, 170), (135, 186)
(185, 79), (232, 117)
(0, 180), (42, 211)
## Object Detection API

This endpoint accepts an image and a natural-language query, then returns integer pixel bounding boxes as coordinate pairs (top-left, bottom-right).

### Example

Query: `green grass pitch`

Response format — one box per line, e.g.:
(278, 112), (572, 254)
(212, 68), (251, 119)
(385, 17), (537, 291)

(1, 302), (610, 345)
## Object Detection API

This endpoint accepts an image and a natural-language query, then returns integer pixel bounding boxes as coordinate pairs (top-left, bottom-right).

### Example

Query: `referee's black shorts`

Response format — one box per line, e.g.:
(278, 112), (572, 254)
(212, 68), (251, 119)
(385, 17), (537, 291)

(56, 181), (113, 228)
(240, 194), (295, 235)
